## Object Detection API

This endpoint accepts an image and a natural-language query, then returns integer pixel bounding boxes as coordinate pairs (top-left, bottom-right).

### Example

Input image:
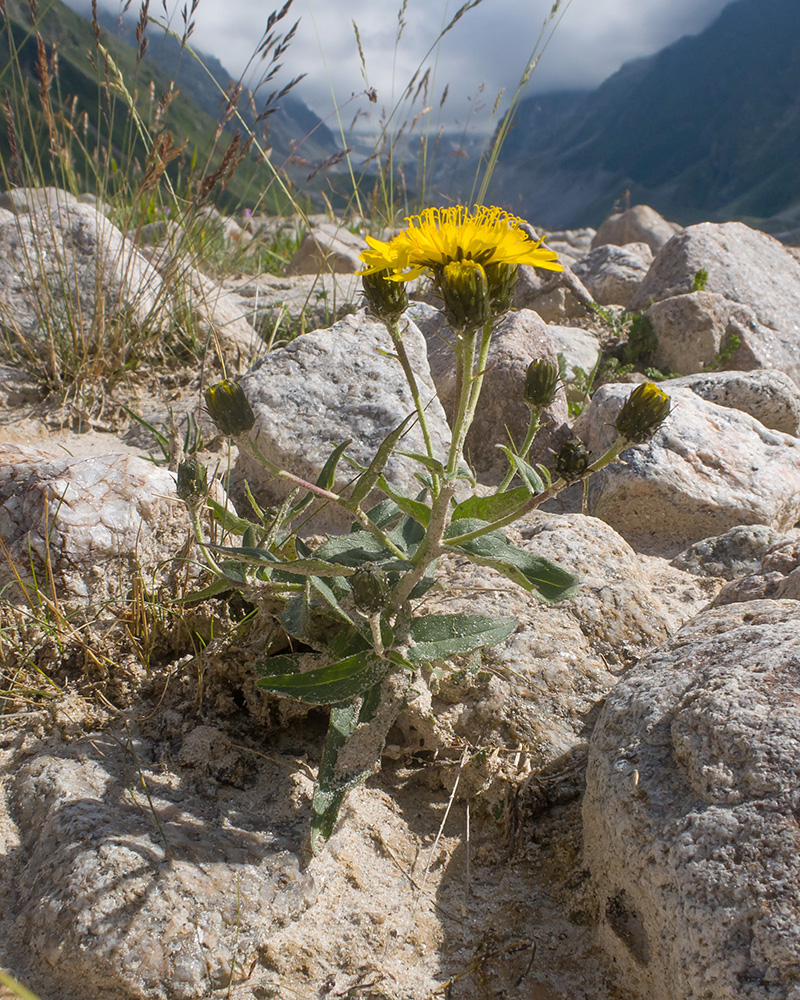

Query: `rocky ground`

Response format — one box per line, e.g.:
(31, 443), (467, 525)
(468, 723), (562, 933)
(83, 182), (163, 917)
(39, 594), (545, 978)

(1, 192), (800, 1000)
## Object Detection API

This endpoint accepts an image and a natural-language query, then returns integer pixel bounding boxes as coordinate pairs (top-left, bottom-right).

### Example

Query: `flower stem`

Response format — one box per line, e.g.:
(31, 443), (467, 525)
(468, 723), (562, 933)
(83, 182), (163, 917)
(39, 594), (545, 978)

(444, 437), (627, 546)
(388, 320), (440, 496)
(497, 406), (542, 493)
(387, 480), (457, 613)
(445, 328), (477, 478)
(188, 502), (224, 577)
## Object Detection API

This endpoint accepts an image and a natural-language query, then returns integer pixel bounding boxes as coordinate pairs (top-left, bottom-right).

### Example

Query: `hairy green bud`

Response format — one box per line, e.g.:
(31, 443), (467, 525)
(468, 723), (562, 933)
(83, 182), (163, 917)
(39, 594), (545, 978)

(524, 358), (559, 408)
(350, 562), (389, 614)
(615, 381), (671, 444)
(484, 261), (518, 317)
(438, 259), (492, 331)
(204, 379), (256, 437)
(555, 437), (590, 483)
(176, 458), (208, 505)
(362, 268), (409, 323)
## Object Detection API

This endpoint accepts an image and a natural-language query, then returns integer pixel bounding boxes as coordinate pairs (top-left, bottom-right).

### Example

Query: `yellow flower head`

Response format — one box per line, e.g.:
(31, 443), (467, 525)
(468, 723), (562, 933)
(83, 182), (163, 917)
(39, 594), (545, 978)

(359, 205), (563, 282)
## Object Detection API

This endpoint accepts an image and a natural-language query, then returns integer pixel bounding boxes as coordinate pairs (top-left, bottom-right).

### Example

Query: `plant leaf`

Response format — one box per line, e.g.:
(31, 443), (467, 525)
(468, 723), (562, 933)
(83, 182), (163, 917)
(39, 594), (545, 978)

(313, 531), (395, 567)
(256, 650), (390, 704)
(254, 652), (303, 676)
(395, 451), (445, 476)
(444, 519), (579, 604)
(451, 486), (531, 523)
(210, 545), (355, 578)
(361, 498), (402, 529)
(496, 446), (545, 493)
(309, 575), (355, 626)
(280, 589), (311, 640)
(406, 613), (517, 663)
(206, 497), (259, 536)
(347, 413), (416, 507)
(377, 475), (431, 527)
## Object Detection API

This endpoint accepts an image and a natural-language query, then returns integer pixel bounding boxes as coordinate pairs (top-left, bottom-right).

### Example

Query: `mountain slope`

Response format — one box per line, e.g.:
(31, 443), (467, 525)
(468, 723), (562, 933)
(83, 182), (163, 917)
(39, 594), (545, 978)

(0, 0), (340, 209)
(90, 6), (341, 164)
(493, 0), (800, 230)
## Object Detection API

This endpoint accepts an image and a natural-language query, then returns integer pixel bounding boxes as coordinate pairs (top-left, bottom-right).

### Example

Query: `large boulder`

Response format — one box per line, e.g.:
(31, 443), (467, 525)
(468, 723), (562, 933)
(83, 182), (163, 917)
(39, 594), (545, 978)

(571, 242), (653, 306)
(403, 514), (675, 808)
(0, 202), (164, 366)
(646, 289), (800, 383)
(714, 534), (800, 605)
(0, 446), (190, 606)
(671, 524), (791, 581)
(574, 383), (800, 552)
(9, 734), (316, 1000)
(236, 309), (451, 531)
(222, 271), (364, 338)
(663, 370), (800, 436)
(630, 223), (800, 384)
(584, 599), (800, 1000)
(591, 205), (679, 253)
(286, 221), (367, 274)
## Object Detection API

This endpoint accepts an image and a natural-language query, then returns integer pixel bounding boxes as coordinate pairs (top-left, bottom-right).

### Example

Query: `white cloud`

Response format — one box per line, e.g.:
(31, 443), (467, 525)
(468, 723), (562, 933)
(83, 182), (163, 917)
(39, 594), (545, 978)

(68, 0), (735, 128)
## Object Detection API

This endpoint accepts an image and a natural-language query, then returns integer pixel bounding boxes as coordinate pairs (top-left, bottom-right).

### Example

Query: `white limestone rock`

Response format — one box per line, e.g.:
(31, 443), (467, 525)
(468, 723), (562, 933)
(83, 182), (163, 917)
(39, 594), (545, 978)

(571, 242), (653, 306)
(629, 223), (800, 384)
(513, 261), (594, 323)
(591, 205), (680, 253)
(10, 735), (315, 1000)
(574, 383), (800, 552)
(646, 289), (800, 383)
(0, 202), (164, 354)
(222, 270), (364, 336)
(0, 185), (80, 214)
(396, 513), (672, 806)
(714, 535), (800, 605)
(671, 524), (788, 580)
(584, 599), (800, 1000)
(0, 445), (189, 606)
(548, 324), (602, 378)
(286, 221), (367, 275)
(236, 309), (451, 531)
(663, 370), (800, 436)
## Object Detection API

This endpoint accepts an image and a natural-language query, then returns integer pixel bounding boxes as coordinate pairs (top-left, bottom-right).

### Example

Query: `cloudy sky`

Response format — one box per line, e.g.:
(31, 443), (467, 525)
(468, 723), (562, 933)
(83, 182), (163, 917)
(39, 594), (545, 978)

(68, 0), (736, 128)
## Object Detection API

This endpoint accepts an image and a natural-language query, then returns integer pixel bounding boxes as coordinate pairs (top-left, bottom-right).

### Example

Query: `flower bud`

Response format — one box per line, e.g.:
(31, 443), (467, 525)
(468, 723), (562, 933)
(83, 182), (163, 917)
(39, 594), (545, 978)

(204, 380), (256, 437)
(484, 261), (518, 317)
(176, 458), (208, 504)
(350, 562), (389, 614)
(524, 358), (559, 408)
(554, 437), (590, 483)
(438, 259), (492, 331)
(362, 268), (409, 323)
(615, 381), (671, 444)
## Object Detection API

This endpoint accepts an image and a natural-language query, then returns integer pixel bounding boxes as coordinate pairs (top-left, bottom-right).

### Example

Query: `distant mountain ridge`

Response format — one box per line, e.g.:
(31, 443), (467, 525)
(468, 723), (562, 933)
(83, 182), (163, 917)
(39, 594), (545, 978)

(89, 6), (341, 164)
(492, 0), (800, 232)
(1, 0), (341, 208)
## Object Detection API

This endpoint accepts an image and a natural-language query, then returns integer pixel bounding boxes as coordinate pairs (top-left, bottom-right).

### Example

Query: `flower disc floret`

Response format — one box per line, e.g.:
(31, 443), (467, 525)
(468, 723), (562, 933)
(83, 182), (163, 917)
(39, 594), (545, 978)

(359, 205), (563, 283)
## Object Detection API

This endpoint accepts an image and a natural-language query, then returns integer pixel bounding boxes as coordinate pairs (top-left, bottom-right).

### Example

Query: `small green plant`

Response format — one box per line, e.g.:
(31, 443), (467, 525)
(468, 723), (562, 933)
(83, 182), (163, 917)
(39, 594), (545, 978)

(185, 206), (672, 854)
(692, 268), (709, 292)
(704, 329), (742, 371)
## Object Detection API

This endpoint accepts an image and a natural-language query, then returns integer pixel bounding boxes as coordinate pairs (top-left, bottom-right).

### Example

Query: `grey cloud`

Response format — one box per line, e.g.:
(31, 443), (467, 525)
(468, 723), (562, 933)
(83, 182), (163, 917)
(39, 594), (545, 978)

(65, 0), (734, 124)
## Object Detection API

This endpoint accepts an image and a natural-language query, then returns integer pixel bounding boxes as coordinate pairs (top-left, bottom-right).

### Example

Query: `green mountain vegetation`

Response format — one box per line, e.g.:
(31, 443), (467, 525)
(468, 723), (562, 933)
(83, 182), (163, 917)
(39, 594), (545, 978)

(0, 0), (342, 213)
(492, 0), (800, 233)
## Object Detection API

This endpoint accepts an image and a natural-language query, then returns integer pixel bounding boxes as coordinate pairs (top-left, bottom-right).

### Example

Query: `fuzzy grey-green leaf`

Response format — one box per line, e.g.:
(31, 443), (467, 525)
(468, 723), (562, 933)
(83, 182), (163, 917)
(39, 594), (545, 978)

(256, 650), (390, 704)
(406, 613), (517, 663)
